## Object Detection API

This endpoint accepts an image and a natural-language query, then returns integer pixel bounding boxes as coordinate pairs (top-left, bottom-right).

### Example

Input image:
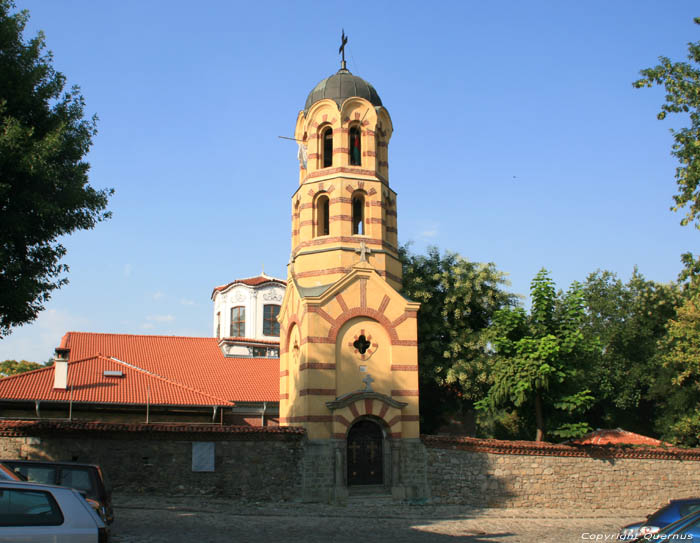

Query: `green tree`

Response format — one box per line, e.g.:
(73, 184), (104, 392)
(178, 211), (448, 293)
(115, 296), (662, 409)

(634, 17), (700, 230)
(581, 269), (680, 434)
(0, 359), (43, 377)
(634, 18), (700, 286)
(399, 245), (517, 434)
(654, 294), (700, 446)
(0, 1), (112, 337)
(477, 269), (597, 442)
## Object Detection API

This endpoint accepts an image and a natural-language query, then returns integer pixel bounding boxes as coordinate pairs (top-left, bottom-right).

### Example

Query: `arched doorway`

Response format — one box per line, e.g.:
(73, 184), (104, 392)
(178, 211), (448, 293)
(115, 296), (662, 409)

(347, 419), (383, 485)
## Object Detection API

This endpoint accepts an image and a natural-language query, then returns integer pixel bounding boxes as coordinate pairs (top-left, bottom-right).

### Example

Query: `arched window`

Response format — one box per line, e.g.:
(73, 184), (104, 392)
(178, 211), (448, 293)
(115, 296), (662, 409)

(316, 194), (330, 237)
(349, 125), (361, 166)
(322, 127), (333, 168)
(230, 306), (245, 337)
(216, 312), (221, 338)
(263, 304), (281, 336)
(352, 192), (364, 235)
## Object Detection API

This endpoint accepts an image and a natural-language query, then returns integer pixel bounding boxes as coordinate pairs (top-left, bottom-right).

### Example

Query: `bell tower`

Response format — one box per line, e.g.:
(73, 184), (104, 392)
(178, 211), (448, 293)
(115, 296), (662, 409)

(290, 66), (400, 291)
(279, 37), (427, 502)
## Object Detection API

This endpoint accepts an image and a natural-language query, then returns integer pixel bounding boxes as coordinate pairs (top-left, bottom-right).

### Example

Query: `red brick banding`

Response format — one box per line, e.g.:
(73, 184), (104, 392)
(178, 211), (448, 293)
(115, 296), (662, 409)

(364, 399), (373, 415)
(349, 403), (360, 419)
(390, 365), (418, 371)
(378, 295), (391, 314)
(391, 390), (419, 397)
(334, 414), (351, 427)
(335, 293), (348, 313)
(299, 389), (336, 396)
(299, 362), (336, 371)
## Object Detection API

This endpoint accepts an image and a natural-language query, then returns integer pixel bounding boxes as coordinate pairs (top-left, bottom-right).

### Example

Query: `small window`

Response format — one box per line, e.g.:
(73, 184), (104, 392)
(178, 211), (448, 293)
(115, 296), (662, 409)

(352, 193), (364, 235)
(252, 347), (267, 357)
(322, 127), (333, 168)
(0, 488), (64, 527)
(316, 194), (330, 237)
(349, 125), (361, 166)
(216, 312), (221, 338)
(230, 306), (245, 337)
(263, 304), (281, 336)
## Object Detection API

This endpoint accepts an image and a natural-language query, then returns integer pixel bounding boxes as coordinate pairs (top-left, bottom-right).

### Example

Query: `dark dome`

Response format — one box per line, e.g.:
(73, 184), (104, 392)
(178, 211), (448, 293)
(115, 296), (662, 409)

(304, 68), (382, 112)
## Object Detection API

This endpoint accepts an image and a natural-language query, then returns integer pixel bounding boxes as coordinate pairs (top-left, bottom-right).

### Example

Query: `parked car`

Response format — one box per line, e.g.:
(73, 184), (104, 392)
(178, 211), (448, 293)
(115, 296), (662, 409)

(0, 463), (24, 481)
(0, 460), (113, 524)
(0, 480), (108, 542)
(620, 498), (700, 539)
(635, 508), (700, 541)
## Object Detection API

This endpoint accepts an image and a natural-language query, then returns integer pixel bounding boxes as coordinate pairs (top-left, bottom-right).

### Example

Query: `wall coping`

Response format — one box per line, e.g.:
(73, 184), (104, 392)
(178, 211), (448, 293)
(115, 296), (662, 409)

(0, 420), (306, 440)
(422, 434), (700, 461)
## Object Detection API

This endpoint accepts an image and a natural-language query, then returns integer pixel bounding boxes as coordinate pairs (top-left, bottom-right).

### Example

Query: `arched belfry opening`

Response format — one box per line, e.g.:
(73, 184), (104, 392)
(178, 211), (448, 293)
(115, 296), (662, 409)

(322, 126), (333, 168)
(347, 419), (383, 486)
(349, 124), (361, 166)
(315, 193), (330, 237)
(352, 192), (364, 235)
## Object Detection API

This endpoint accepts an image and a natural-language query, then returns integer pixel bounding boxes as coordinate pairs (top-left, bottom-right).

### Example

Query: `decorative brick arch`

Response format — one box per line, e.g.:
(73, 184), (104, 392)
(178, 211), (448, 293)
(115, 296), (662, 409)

(328, 308), (399, 344)
(326, 391), (407, 440)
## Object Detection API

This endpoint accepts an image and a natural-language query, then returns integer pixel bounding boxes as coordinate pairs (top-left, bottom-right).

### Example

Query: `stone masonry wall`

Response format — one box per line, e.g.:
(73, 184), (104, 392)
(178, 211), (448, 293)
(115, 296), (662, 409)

(0, 421), (305, 501)
(425, 435), (700, 509)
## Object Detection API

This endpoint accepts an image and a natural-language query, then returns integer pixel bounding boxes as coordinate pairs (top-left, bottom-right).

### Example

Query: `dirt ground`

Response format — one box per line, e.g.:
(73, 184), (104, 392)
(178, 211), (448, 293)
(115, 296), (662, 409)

(109, 495), (646, 543)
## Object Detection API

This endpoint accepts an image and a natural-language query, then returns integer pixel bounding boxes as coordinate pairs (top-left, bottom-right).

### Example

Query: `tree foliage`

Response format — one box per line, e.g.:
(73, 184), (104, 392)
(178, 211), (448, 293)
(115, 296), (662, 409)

(399, 245), (517, 434)
(0, 1), (112, 337)
(654, 294), (700, 446)
(477, 269), (597, 442)
(0, 359), (43, 377)
(581, 269), (680, 433)
(634, 17), (700, 231)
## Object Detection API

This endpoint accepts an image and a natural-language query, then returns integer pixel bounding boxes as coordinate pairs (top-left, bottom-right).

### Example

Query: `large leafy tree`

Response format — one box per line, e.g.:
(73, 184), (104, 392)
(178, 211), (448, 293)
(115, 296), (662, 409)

(477, 269), (597, 442)
(634, 18), (700, 284)
(581, 269), (680, 434)
(0, 1), (112, 337)
(654, 294), (700, 446)
(634, 17), (700, 230)
(399, 245), (517, 434)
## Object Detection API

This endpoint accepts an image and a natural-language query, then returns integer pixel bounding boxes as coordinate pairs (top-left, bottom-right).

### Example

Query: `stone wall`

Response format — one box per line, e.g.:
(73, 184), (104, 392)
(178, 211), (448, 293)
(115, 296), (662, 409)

(424, 435), (700, 509)
(0, 420), (305, 501)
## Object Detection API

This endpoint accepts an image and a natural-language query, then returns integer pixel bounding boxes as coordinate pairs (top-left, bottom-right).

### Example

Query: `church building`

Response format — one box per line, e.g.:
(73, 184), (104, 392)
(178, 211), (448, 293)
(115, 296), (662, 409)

(278, 50), (425, 499)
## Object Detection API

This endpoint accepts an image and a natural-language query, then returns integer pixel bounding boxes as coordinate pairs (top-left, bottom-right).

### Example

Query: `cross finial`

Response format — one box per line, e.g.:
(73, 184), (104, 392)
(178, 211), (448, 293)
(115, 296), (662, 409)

(339, 29), (348, 70)
(362, 373), (374, 392)
(355, 241), (372, 263)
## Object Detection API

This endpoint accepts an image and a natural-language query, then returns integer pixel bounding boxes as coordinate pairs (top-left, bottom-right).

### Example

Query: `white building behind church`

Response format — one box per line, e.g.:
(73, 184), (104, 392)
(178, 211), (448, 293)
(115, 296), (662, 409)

(211, 274), (286, 358)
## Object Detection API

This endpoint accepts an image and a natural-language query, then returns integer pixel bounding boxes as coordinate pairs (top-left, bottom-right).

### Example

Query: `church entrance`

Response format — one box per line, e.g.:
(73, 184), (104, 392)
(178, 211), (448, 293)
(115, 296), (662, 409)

(347, 419), (383, 486)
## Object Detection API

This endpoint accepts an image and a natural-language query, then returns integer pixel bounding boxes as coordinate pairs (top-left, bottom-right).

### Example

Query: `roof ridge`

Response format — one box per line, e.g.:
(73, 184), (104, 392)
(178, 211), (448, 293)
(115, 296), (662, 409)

(106, 356), (234, 406)
(65, 331), (216, 341)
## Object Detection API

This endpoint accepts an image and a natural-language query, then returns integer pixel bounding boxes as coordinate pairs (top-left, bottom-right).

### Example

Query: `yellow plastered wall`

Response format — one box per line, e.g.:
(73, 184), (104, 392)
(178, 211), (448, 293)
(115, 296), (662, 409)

(279, 93), (419, 441)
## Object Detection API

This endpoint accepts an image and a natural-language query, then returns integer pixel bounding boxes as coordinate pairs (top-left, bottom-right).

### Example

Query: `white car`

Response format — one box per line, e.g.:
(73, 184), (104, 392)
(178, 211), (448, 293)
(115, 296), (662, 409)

(0, 480), (107, 542)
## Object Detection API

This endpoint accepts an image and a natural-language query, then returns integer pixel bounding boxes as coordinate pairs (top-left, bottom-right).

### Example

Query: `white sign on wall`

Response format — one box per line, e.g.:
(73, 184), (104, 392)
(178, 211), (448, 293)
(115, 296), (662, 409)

(192, 442), (215, 472)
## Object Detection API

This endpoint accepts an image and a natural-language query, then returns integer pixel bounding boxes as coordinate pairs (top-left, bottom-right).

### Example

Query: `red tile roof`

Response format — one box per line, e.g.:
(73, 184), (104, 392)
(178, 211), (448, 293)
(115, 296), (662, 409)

(0, 332), (280, 406)
(211, 275), (286, 297)
(566, 428), (671, 446)
(0, 355), (233, 406)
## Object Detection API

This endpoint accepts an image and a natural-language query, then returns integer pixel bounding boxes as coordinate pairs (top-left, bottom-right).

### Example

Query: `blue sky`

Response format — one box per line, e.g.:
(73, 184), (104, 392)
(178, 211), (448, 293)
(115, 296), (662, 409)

(2, 0), (699, 362)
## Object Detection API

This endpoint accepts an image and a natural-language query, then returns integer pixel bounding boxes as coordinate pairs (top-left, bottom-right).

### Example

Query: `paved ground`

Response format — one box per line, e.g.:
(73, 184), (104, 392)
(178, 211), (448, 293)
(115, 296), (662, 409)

(109, 495), (647, 543)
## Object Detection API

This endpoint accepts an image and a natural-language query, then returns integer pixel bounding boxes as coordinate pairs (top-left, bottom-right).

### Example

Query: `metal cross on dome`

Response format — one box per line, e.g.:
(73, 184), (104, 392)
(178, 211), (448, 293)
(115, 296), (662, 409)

(339, 29), (348, 70)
